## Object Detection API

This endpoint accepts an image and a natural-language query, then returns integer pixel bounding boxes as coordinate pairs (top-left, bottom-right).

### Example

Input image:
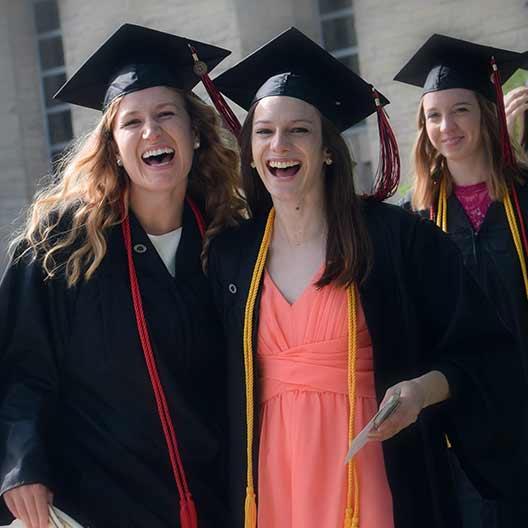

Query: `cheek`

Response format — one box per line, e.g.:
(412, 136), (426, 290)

(425, 122), (439, 146)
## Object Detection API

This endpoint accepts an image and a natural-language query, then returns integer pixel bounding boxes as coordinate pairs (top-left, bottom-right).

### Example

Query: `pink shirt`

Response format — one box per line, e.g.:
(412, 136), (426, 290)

(453, 181), (492, 232)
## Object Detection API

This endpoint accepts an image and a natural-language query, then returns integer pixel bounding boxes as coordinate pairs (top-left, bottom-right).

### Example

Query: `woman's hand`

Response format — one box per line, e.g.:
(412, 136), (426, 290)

(504, 86), (528, 136)
(368, 379), (425, 442)
(3, 483), (52, 528)
(368, 370), (450, 442)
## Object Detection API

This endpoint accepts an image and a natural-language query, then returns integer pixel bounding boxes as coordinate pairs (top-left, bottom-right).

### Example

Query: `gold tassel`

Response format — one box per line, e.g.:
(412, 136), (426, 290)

(344, 507), (354, 528)
(244, 486), (257, 528)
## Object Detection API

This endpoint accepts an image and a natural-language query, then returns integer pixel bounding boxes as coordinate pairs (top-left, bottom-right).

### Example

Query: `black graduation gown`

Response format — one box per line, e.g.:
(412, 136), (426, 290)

(440, 185), (528, 362)
(0, 204), (228, 527)
(207, 200), (526, 528)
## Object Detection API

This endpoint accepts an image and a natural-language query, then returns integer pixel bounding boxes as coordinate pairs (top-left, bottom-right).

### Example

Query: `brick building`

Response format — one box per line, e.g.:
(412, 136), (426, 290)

(1, 0), (527, 271)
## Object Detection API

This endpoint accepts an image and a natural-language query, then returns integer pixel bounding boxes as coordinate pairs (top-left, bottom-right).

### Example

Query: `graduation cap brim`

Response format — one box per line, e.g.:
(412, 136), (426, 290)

(212, 27), (389, 131)
(54, 23), (231, 111)
(394, 34), (523, 99)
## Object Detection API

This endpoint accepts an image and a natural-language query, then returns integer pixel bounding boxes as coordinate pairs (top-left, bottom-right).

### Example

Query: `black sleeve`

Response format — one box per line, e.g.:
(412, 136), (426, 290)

(403, 215), (526, 499)
(0, 253), (70, 496)
(206, 237), (227, 321)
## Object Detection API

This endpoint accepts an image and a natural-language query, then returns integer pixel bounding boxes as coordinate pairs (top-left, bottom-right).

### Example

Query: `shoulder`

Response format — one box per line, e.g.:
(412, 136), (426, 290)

(207, 215), (268, 286)
(361, 198), (458, 259)
(209, 216), (266, 257)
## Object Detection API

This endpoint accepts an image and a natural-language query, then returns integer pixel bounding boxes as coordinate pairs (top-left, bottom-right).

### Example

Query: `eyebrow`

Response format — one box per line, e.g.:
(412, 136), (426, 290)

(119, 101), (181, 119)
(425, 101), (473, 112)
(253, 118), (314, 125)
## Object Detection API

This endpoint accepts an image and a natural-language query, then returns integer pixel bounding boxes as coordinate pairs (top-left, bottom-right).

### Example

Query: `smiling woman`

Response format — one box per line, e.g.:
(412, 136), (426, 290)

(397, 34), (528, 526)
(0, 24), (245, 528)
(205, 28), (527, 528)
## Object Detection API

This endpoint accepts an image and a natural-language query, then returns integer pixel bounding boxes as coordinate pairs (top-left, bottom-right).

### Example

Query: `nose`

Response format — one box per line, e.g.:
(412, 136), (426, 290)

(142, 118), (161, 140)
(440, 114), (456, 133)
(270, 130), (290, 153)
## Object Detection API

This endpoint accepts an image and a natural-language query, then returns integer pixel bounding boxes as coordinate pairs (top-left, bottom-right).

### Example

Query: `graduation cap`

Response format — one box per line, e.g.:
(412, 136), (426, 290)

(394, 33), (523, 100)
(395, 34), (524, 168)
(53, 23), (231, 111)
(213, 27), (389, 131)
(211, 27), (400, 200)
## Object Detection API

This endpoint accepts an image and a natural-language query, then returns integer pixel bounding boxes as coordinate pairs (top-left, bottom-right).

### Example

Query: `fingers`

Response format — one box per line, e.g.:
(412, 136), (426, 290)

(505, 87), (528, 132)
(368, 381), (423, 442)
(504, 86), (528, 109)
(3, 484), (50, 528)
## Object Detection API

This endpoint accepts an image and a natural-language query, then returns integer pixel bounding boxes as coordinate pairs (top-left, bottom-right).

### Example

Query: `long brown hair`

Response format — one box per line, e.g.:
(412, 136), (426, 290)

(411, 92), (527, 211)
(239, 103), (371, 288)
(10, 89), (245, 286)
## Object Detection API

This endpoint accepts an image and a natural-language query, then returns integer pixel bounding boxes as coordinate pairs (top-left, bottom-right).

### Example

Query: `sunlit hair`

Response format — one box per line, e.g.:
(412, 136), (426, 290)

(10, 89), (245, 286)
(411, 92), (527, 211)
(238, 103), (372, 287)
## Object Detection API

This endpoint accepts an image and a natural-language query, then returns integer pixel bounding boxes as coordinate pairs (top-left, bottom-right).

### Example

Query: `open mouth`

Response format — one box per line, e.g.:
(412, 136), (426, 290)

(266, 160), (301, 177)
(141, 147), (175, 166)
(442, 136), (464, 146)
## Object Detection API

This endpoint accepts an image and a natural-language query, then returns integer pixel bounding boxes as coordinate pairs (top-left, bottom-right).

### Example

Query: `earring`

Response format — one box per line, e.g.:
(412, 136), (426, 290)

(324, 158), (333, 166)
(116, 158), (123, 166)
(250, 161), (256, 168)
(194, 140), (200, 149)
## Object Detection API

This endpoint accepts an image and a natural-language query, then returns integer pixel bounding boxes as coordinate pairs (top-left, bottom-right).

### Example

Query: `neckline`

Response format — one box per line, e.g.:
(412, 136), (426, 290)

(264, 263), (324, 308)
(452, 181), (488, 195)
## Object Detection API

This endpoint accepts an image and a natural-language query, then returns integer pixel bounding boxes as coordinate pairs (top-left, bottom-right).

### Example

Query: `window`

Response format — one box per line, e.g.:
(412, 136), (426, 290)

(318, 0), (372, 187)
(33, 0), (73, 162)
(319, 0), (359, 75)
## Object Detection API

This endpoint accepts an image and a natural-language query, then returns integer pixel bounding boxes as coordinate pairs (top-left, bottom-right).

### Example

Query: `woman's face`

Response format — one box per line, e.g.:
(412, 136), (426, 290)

(251, 96), (328, 204)
(112, 86), (196, 198)
(423, 88), (484, 163)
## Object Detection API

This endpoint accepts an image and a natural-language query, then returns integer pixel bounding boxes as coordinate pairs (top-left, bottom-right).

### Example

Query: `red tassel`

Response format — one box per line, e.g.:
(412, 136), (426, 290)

(121, 198), (207, 528)
(490, 57), (516, 170)
(370, 88), (400, 201)
(189, 45), (242, 137)
(180, 494), (199, 528)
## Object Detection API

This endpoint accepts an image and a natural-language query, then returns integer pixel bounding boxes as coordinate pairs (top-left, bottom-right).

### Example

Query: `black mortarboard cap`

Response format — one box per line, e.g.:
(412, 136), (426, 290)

(54, 23), (231, 111)
(212, 27), (389, 132)
(394, 34), (523, 100)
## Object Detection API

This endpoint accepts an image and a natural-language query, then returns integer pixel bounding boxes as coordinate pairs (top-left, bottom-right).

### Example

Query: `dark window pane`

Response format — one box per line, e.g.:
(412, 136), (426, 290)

(322, 15), (357, 51)
(319, 0), (352, 15)
(48, 110), (73, 145)
(34, 1), (60, 33)
(339, 54), (360, 74)
(43, 72), (66, 108)
(38, 36), (65, 71)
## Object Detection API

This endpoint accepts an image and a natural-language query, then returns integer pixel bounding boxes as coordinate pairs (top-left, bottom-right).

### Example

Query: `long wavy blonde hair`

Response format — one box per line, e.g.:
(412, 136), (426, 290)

(411, 92), (527, 211)
(10, 89), (245, 286)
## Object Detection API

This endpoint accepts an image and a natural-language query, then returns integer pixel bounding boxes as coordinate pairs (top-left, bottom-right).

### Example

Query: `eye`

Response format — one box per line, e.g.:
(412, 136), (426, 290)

(255, 128), (273, 135)
(158, 111), (176, 118)
(426, 112), (440, 120)
(454, 107), (469, 113)
(291, 127), (309, 134)
(121, 119), (141, 128)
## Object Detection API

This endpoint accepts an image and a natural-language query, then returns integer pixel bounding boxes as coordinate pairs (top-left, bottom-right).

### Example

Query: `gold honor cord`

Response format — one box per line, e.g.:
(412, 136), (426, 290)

(435, 180), (528, 299)
(242, 208), (360, 528)
(345, 285), (360, 528)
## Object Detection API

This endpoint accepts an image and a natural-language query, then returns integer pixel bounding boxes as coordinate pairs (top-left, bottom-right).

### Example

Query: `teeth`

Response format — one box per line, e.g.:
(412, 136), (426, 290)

(142, 147), (174, 159)
(268, 160), (301, 169)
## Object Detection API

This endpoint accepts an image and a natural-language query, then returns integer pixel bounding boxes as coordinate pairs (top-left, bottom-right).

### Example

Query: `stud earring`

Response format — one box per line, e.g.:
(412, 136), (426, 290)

(324, 158), (333, 166)
(116, 158), (123, 166)
(194, 140), (200, 149)
(250, 161), (256, 168)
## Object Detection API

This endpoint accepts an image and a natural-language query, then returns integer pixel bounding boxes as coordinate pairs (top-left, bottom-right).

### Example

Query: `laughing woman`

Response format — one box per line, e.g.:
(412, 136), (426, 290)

(396, 34), (528, 527)
(206, 28), (525, 528)
(0, 25), (244, 528)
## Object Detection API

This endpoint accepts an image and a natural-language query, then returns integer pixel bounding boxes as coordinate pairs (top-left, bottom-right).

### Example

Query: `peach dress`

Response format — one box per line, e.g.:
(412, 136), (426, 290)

(256, 268), (395, 528)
